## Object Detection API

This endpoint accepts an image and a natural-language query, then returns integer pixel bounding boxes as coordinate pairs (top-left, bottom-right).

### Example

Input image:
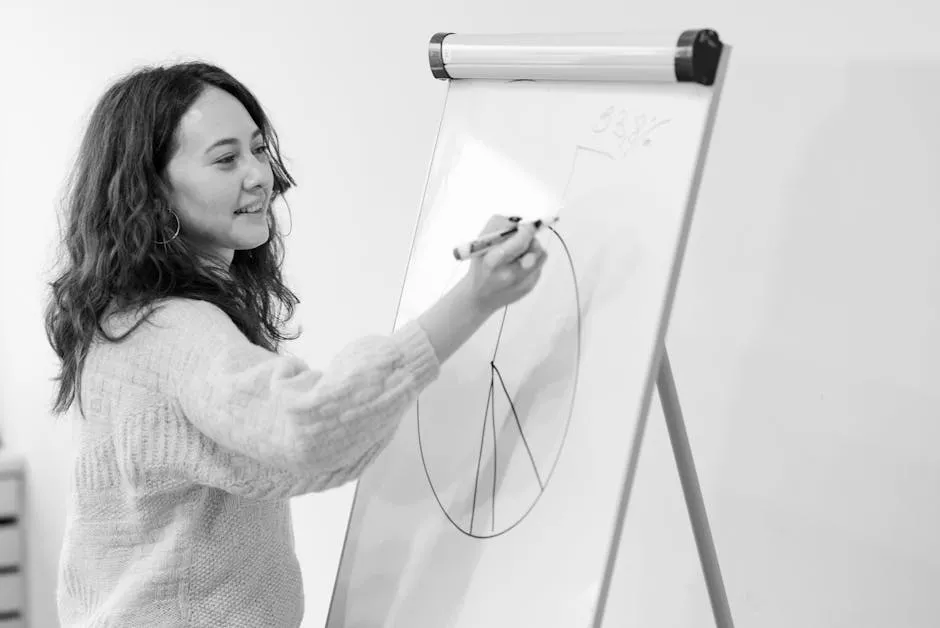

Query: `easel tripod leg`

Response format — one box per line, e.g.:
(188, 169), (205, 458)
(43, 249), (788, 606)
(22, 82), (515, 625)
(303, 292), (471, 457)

(657, 348), (735, 628)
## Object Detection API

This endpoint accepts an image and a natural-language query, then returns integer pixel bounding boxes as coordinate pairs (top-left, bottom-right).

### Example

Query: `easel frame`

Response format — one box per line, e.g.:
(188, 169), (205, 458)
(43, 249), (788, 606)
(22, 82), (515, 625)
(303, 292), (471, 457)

(594, 346), (737, 627)
(578, 30), (736, 627)
(658, 349), (735, 627)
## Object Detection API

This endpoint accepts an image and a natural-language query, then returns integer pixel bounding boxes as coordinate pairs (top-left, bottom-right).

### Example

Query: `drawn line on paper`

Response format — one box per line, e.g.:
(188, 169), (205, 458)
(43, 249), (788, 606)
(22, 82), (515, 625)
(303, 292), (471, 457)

(418, 224), (581, 539)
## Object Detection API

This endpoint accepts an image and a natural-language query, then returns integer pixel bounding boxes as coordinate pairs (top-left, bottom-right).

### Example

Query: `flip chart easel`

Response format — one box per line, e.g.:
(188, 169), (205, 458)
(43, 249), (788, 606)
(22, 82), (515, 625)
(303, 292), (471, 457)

(327, 29), (735, 628)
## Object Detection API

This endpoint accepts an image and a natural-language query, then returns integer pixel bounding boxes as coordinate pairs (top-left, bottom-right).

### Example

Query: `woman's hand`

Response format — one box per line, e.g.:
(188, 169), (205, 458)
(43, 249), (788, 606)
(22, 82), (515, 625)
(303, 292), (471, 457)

(462, 215), (548, 316)
(418, 215), (548, 365)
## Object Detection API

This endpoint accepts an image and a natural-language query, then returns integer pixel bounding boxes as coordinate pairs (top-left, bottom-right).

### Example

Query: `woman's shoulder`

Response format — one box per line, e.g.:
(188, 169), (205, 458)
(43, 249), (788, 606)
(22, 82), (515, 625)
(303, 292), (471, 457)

(100, 297), (240, 345)
(148, 296), (231, 325)
(147, 297), (250, 343)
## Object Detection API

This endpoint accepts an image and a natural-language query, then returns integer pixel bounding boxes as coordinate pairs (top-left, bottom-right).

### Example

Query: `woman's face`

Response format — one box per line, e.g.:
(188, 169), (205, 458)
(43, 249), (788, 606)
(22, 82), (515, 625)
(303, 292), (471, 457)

(164, 86), (274, 264)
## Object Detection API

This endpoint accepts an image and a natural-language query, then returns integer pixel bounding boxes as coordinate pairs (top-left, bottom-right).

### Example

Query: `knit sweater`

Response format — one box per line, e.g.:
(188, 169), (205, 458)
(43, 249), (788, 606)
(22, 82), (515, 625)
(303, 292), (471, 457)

(56, 297), (440, 627)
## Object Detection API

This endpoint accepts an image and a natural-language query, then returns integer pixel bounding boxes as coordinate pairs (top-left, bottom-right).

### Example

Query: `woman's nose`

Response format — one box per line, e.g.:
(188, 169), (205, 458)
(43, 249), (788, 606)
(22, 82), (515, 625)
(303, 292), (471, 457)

(245, 157), (272, 190)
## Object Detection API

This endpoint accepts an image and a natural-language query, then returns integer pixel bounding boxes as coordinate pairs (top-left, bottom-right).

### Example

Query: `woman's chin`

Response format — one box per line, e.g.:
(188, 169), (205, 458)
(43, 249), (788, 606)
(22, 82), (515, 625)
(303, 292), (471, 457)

(233, 223), (271, 250)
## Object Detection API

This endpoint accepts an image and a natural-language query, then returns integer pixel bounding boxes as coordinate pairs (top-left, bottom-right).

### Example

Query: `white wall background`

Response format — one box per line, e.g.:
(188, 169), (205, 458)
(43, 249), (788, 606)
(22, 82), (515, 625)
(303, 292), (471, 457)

(1, 1), (938, 627)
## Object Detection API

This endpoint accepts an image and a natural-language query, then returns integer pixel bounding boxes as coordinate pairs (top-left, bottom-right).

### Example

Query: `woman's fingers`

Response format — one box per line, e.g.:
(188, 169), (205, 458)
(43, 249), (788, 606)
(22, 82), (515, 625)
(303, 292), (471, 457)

(483, 222), (536, 269)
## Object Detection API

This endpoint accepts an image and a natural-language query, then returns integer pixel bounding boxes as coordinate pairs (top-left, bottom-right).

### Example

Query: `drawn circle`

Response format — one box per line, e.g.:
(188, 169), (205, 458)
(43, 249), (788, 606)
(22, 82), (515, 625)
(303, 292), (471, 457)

(417, 227), (581, 538)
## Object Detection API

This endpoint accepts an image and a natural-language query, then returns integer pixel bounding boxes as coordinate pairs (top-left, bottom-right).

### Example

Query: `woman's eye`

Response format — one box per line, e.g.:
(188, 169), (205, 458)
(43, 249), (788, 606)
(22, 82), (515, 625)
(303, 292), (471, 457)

(218, 145), (269, 165)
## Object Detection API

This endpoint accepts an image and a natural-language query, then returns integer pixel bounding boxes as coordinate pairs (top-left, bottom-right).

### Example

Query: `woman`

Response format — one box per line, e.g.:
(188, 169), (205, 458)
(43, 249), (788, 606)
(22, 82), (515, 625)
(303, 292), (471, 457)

(44, 60), (546, 627)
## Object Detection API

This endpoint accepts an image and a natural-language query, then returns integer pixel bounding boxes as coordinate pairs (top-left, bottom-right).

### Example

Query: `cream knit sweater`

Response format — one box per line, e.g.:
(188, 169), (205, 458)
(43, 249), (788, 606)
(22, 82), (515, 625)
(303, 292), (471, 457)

(56, 297), (440, 627)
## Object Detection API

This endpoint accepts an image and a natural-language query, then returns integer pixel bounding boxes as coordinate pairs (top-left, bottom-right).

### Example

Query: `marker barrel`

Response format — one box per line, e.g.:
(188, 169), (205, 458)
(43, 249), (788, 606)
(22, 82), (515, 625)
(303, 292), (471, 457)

(452, 226), (519, 260)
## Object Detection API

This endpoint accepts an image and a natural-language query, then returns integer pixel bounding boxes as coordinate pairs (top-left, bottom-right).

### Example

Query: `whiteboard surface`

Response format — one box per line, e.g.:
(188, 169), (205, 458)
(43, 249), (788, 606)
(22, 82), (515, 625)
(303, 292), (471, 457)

(328, 74), (722, 627)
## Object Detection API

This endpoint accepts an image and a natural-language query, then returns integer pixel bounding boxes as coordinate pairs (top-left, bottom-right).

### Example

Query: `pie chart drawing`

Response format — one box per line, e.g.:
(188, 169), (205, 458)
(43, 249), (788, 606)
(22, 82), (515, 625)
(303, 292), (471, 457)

(416, 225), (581, 538)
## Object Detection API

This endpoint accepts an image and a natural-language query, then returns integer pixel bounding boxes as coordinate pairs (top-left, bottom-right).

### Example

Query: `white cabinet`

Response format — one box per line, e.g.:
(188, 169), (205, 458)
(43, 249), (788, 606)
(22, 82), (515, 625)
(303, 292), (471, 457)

(0, 453), (25, 627)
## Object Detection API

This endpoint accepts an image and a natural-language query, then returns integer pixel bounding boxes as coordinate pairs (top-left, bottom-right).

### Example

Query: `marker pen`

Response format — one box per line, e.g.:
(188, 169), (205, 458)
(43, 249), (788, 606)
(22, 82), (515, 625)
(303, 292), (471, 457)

(452, 216), (559, 261)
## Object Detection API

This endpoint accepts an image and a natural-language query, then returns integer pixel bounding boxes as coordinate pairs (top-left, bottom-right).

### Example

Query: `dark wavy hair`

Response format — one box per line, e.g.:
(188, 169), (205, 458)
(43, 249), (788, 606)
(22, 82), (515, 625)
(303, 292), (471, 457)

(44, 60), (300, 416)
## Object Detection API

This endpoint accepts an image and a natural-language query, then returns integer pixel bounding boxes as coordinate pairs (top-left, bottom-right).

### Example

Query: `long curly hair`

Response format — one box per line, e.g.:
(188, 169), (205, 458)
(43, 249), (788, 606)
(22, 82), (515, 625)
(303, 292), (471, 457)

(44, 61), (300, 416)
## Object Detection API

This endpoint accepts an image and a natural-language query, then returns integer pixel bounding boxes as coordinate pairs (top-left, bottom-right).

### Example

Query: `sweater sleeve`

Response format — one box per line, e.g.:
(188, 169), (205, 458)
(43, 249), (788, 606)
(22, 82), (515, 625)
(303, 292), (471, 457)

(158, 298), (439, 480)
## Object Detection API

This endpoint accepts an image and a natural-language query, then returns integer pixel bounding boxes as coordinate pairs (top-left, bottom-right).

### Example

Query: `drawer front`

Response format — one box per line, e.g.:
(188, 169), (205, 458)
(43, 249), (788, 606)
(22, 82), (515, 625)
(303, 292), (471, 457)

(0, 479), (18, 518)
(0, 526), (20, 566)
(0, 572), (23, 613)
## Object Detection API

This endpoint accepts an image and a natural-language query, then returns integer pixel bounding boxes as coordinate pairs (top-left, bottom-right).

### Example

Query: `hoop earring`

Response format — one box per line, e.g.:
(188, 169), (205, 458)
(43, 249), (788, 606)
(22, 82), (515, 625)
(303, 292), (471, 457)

(279, 197), (294, 237)
(155, 210), (181, 245)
